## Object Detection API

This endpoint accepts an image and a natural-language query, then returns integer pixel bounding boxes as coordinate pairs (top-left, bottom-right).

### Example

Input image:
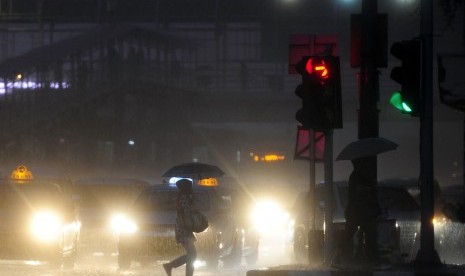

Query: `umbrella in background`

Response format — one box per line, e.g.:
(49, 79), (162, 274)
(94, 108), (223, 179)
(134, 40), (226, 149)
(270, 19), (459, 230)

(336, 137), (398, 161)
(162, 162), (225, 179)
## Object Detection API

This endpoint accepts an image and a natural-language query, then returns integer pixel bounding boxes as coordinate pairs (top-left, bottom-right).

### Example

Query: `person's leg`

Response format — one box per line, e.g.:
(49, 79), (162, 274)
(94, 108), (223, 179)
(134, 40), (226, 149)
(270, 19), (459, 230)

(168, 254), (188, 268)
(332, 217), (358, 267)
(184, 239), (197, 276)
(341, 218), (358, 258)
(363, 219), (379, 264)
(163, 243), (189, 276)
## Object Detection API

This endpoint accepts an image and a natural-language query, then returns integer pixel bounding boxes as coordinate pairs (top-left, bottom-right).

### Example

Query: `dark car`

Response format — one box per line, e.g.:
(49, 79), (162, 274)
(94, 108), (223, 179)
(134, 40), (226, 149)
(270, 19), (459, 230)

(291, 181), (421, 264)
(0, 165), (80, 268)
(378, 178), (443, 207)
(116, 183), (258, 269)
(73, 177), (149, 256)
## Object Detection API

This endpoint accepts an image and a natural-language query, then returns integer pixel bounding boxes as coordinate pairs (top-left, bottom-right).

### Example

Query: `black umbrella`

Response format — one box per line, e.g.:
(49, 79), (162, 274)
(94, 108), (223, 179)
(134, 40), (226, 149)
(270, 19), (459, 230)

(336, 137), (398, 161)
(162, 162), (225, 179)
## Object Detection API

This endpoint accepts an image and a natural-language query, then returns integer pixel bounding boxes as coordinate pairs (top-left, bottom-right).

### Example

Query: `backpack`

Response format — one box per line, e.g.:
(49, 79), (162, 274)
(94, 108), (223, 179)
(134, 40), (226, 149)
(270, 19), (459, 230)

(190, 210), (209, 233)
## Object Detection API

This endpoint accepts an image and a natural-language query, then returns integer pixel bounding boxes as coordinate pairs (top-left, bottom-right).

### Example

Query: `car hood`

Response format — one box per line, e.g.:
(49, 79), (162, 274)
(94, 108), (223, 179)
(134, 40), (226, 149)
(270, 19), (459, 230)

(135, 210), (177, 227)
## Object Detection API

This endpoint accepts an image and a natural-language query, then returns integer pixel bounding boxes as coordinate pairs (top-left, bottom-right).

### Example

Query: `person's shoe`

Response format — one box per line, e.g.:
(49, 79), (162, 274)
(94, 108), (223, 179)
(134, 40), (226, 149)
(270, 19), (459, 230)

(163, 263), (172, 276)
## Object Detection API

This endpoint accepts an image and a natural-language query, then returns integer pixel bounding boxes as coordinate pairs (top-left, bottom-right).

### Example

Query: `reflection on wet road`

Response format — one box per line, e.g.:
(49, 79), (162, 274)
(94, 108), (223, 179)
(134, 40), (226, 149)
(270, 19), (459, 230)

(0, 224), (295, 276)
(0, 257), (251, 276)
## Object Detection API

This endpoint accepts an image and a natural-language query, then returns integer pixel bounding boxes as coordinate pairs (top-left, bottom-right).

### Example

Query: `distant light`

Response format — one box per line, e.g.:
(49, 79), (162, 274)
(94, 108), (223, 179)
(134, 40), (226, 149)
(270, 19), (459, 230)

(251, 153), (286, 162)
(16, 74), (22, 80)
(264, 154), (285, 162)
(128, 140), (135, 146)
(0, 81), (69, 93)
(168, 177), (194, 185)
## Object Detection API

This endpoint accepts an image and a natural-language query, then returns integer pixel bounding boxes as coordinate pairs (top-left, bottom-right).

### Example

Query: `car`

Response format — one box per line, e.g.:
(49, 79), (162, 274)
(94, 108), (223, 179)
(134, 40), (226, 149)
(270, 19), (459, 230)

(378, 178), (443, 208)
(291, 181), (421, 264)
(432, 184), (465, 265)
(116, 180), (259, 269)
(0, 165), (81, 268)
(72, 177), (150, 256)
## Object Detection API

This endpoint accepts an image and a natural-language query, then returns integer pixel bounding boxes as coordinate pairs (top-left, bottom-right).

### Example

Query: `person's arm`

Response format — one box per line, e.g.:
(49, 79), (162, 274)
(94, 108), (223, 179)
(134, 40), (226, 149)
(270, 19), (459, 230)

(180, 194), (192, 216)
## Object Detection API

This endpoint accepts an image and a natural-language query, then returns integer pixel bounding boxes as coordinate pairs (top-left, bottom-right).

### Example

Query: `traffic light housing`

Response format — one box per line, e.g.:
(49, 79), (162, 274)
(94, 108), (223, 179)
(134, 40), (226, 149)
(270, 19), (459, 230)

(295, 55), (342, 131)
(389, 39), (421, 116)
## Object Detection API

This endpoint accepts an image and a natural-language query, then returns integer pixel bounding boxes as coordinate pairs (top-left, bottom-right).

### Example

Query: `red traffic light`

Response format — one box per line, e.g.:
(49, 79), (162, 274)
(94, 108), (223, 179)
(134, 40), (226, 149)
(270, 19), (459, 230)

(305, 58), (329, 79)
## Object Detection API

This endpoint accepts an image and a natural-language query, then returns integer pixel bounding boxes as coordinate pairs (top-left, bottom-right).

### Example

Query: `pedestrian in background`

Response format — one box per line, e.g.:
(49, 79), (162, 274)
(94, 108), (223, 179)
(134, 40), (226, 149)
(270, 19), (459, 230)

(333, 157), (381, 268)
(163, 179), (197, 276)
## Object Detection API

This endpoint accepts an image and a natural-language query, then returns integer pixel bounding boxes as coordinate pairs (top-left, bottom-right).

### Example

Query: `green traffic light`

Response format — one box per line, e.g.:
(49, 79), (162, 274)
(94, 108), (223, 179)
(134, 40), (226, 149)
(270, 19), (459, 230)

(389, 91), (412, 113)
(402, 102), (412, 113)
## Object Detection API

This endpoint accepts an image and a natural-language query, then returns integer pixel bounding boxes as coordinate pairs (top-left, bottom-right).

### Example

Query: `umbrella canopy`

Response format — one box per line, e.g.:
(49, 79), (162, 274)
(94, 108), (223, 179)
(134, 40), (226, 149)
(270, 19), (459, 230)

(162, 162), (225, 179)
(336, 137), (398, 161)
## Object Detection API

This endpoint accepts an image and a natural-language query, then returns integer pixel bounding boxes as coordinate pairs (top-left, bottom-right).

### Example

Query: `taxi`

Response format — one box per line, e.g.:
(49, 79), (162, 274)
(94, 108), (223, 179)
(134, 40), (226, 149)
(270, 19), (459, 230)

(0, 165), (81, 268)
(116, 177), (258, 269)
(73, 177), (149, 256)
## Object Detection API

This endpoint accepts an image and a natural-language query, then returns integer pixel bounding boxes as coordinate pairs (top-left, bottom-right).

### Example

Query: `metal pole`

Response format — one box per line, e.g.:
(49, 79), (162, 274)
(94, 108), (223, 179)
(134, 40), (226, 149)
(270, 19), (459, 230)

(308, 129), (316, 263)
(359, 0), (379, 141)
(415, 0), (441, 265)
(324, 129), (334, 264)
(358, 0), (379, 187)
(310, 130), (316, 231)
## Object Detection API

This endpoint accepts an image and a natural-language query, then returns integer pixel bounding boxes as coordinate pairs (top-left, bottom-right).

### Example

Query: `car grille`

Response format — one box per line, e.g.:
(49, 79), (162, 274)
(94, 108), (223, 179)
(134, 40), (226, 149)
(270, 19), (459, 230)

(79, 228), (117, 254)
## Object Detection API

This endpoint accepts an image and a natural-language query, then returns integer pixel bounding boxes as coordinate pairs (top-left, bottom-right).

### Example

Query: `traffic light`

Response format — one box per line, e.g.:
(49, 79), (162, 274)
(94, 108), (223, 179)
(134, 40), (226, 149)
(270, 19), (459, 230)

(389, 39), (421, 116)
(295, 55), (342, 131)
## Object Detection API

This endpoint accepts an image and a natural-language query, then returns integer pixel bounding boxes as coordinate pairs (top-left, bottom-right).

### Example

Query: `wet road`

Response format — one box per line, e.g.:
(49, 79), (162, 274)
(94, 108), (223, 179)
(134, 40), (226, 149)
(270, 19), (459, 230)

(0, 257), (251, 276)
(0, 234), (294, 276)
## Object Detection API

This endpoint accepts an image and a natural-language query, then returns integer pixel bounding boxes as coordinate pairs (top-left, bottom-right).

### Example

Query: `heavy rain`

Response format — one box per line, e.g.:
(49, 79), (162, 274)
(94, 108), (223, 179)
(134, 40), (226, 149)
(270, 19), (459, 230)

(0, 0), (464, 275)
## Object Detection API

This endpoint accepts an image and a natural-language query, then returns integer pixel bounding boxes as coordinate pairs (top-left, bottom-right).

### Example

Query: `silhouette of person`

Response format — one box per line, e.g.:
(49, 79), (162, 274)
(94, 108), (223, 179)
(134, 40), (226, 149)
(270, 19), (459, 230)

(163, 179), (197, 276)
(336, 157), (381, 266)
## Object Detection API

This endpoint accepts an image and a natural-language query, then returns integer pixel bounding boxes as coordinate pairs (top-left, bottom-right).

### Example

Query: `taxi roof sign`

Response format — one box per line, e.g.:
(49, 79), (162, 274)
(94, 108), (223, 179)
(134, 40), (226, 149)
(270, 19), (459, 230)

(198, 178), (218, 187)
(11, 165), (34, 180)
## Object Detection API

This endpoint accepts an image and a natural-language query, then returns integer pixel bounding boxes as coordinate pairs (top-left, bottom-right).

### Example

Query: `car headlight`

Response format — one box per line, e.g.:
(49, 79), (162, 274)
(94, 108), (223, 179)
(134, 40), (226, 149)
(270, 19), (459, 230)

(250, 199), (289, 234)
(110, 213), (138, 234)
(30, 211), (62, 242)
(432, 216), (449, 227)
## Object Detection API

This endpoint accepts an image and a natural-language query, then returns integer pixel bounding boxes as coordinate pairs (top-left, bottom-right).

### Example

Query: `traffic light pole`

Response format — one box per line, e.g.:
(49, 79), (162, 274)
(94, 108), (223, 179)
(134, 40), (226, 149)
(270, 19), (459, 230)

(415, 0), (441, 265)
(359, 0), (379, 138)
(308, 130), (317, 263)
(323, 129), (334, 265)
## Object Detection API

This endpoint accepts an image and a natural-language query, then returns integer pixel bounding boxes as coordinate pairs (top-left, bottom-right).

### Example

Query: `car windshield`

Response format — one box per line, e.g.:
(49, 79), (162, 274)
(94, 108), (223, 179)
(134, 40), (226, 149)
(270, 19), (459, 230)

(0, 184), (63, 210)
(75, 185), (139, 209)
(134, 189), (210, 212)
(337, 185), (419, 212)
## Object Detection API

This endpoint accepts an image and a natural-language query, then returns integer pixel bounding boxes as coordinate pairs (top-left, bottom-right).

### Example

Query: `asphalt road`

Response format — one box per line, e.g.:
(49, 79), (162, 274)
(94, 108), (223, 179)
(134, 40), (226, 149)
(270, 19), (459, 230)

(0, 257), (251, 276)
(0, 237), (294, 276)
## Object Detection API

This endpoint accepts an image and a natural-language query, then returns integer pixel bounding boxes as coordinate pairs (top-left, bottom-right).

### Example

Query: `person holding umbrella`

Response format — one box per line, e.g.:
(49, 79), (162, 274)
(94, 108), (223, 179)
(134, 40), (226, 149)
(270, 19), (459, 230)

(333, 137), (398, 269)
(339, 157), (381, 266)
(163, 179), (197, 276)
